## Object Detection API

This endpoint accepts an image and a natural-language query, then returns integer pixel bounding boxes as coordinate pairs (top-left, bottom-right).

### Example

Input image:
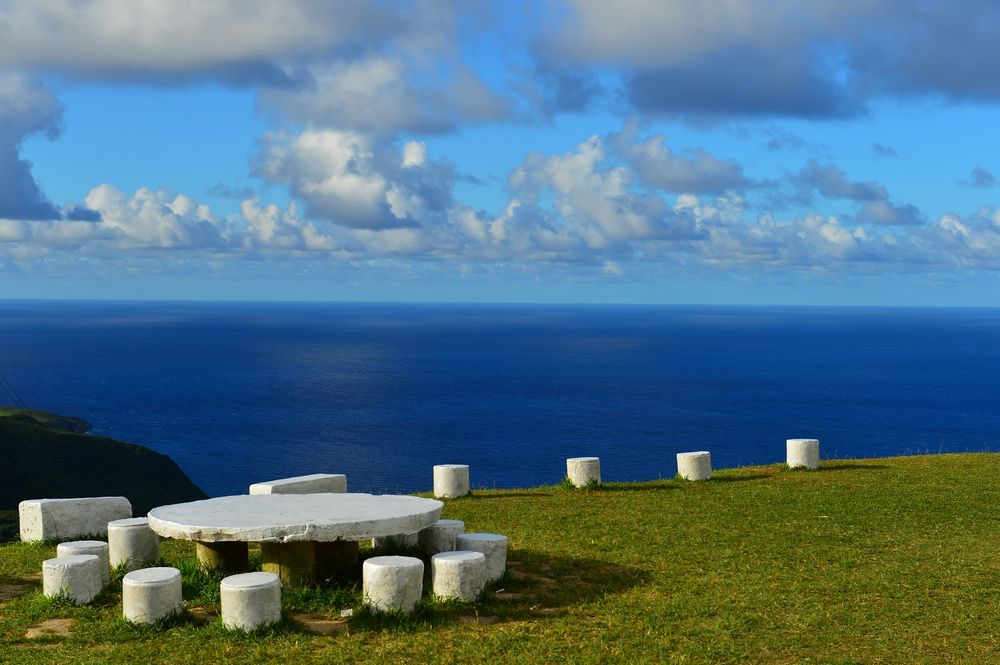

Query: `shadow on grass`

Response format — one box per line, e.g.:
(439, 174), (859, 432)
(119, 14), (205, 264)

(345, 547), (652, 633)
(816, 463), (890, 472)
(710, 473), (774, 483)
(464, 492), (554, 500)
(584, 482), (679, 493)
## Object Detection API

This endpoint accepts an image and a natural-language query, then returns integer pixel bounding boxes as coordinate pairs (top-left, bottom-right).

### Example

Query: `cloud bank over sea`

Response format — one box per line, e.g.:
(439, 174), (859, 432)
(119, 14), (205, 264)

(1, 1), (999, 301)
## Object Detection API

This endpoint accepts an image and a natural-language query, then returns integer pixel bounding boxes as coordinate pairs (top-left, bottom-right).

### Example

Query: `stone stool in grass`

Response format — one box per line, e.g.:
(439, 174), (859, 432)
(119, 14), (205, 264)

(108, 517), (160, 572)
(455, 533), (508, 583)
(787, 438), (820, 470)
(220, 572), (281, 631)
(249, 473), (347, 495)
(42, 554), (102, 604)
(433, 464), (470, 498)
(57, 540), (110, 587)
(566, 457), (601, 487)
(676, 451), (712, 481)
(122, 567), (182, 625)
(419, 519), (465, 555)
(371, 533), (419, 549)
(362, 556), (423, 614)
(431, 551), (487, 602)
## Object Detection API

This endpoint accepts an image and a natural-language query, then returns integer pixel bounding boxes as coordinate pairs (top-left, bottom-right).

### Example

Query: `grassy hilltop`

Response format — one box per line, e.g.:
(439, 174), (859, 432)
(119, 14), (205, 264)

(0, 453), (997, 664)
(0, 411), (207, 541)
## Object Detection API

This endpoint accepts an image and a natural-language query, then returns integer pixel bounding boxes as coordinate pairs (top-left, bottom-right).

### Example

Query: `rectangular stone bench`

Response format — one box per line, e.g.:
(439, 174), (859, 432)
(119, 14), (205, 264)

(19, 497), (132, 542)
(248, 473), (347, 495)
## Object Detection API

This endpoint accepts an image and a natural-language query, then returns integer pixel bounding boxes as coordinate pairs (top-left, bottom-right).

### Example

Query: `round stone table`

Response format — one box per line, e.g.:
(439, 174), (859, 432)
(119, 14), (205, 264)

(148, 493), (443, 586)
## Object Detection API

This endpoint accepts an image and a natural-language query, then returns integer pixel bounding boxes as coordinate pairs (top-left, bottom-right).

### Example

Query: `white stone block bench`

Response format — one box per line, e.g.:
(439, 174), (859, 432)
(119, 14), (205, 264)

(19, 497), (131, 542)
(108, 517), (160, 571)
(221, 572), (282, 631)
(787, 438), (821, 470)
(363, 556), (423, 614)
(455, 533), (508, 583)
(419, 519), (465, 555)
(42, 554), (102, 604)
(122, 567), (183, 624)
(56, 540), (110, 587)
(676, 451), (712, 480)
(248, 473), (347, 495)
(433, 464), (470, 498)
(431, 551), (487, 602)
(566, 457), (601, 487)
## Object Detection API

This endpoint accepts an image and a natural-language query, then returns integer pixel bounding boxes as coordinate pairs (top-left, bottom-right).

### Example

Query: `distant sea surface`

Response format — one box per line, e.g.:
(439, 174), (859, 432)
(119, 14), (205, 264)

(2, 301), (998, 497)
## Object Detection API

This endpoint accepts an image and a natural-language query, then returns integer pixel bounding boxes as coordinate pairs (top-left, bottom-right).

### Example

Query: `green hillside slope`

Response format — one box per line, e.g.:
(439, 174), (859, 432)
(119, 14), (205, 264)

(0, 416), (207, 541)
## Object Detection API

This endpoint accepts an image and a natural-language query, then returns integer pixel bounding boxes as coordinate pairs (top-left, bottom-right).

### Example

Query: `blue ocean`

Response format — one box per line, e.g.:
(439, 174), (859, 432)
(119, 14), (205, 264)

(1, 301), (997, 497)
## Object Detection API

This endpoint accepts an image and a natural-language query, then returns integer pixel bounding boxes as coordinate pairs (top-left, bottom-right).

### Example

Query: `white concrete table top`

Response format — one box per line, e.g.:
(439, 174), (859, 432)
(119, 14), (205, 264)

(147, 493), (443, 544)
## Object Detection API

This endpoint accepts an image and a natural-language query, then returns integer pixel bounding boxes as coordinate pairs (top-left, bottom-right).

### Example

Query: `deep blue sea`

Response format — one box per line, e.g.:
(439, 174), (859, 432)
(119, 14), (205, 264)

(1, 301), (998, 497)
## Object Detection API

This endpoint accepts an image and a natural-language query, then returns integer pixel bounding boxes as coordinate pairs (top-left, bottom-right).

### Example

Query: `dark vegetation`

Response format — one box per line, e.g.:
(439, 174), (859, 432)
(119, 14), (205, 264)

(0, 412), (207, 541)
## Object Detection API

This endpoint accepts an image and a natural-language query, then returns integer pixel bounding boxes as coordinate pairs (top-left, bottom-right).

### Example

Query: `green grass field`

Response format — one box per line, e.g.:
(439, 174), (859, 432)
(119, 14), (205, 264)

(1, 454), (997, 664)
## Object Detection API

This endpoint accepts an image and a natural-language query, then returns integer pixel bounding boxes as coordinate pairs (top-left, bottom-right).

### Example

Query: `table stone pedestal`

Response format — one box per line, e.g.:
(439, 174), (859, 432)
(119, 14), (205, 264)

(196, 541), (249, 573)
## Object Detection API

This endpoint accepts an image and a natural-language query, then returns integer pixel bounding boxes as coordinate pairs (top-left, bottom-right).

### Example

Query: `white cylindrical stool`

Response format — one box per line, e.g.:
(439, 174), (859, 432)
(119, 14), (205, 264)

(455, 533), (508, 583)
(108, 517), (160, 571)
(433, 464), (470, 498)
(419, 519), (465, 555)
(122, 567), (182, 624)
(362, 556), (424, 614)
(57, 540), (110, 587)
(220, 572), (281, 631)
(676, 451), (712, 481)
(371, 533), (419, 549)
(431, 551), (487, 602)
(787, 438), (820, 470)
(42, 554), (102, 604)
(566, 457), (601, 487)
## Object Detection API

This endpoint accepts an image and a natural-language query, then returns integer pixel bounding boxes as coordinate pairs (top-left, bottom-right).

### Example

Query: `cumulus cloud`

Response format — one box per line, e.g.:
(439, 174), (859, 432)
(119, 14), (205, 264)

(960, 167), (996, 189)
(610, 123), (755, 194)
(871, 143), (899, 158)
(543, 0), (1000, 118)
(0, 74), (65, 221)
(794, 162), (887, 202)
(261, 57), (511, 135)
(0, 0), (406, 85)
(0, 74), (101, 222)
(254, 130), (457, 229)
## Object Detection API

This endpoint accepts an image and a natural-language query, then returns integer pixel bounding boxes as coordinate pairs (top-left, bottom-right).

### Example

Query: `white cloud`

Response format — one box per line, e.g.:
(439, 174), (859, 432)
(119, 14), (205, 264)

(545, 0), (1000, 117)
(610, 123), (754, 194)
(260, 56), (511, 135)
(402, 142), (428, 168)
(0, 0), (405, 83)
(255, 129), (457, 229)
(0, 74), (65, 221)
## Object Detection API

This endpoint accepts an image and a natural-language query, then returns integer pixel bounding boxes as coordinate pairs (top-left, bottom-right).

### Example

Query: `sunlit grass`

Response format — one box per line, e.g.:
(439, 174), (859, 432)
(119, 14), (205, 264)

(1, 453), (997, 663)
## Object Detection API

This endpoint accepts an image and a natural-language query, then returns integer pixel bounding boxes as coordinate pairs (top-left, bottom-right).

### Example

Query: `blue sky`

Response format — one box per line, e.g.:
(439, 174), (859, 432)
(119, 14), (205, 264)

(2, 1), (1000, 305)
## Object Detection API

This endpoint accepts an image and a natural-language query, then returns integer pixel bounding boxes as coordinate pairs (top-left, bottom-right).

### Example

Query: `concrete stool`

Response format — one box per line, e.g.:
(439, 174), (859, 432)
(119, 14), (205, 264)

(566, 457), (601, 487)
(362, 556), (424, 614)
(122, 567), (182, 624)
(42, 554), (102, 604)
(108, 517), (160, 571)
(431, 551), (487, 602)
(787, 438), (820, 470)
(676, 451), (712, 481)
(372, 533), (419, 549)
(433, 464), (470, 498)
(57, 540), (110, 587)
(220, 572), (282, 631)
(455, 533), (508, 583)
(419, 519), (465, 555)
